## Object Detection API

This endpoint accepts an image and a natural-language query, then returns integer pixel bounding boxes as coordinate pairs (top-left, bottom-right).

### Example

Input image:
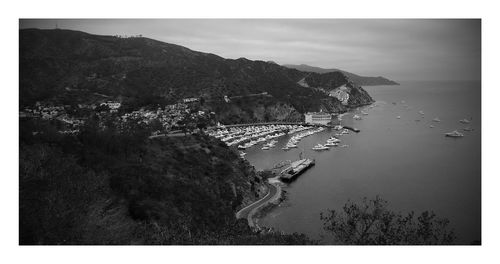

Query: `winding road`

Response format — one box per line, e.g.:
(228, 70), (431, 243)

(235, 182), (280, 230)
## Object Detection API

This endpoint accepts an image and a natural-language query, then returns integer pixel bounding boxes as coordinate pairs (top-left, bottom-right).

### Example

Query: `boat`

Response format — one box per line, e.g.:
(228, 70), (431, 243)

(262, 146), (270, 150)
(282, 146), (290, 150)
(361, 111), (368, 115)
(419, 111), (425, 115)
(430, 125), (435, 128)
(312, 144), (329, 151)
(459, 118), (471, 124)
(325, 142), (338, 147)
(432, 117), (441, 122)
(397, 116), (401, 119)
(445, 130), (464, 138)
(353, 114), (362, 120)
(327, 136), (340, 143)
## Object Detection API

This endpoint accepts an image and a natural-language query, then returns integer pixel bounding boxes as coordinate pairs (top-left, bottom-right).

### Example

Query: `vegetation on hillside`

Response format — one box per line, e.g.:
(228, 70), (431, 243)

(19, 118), (312, 245)
(20, 29), (373, 123)
(320, 196), (456, 245)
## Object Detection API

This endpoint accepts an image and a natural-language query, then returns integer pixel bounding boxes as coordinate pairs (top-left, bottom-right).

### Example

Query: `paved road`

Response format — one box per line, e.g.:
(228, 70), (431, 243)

(235, 182), (279, 229)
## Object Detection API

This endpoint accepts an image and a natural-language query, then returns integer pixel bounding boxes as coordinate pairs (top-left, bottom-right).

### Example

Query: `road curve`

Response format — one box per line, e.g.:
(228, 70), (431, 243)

(235, 183), (279, 228)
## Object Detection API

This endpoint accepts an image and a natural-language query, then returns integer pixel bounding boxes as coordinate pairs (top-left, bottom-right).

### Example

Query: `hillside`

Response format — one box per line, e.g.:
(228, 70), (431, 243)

(283, 64), (399, 86)
(19, 117), (312, 245)
(20, 29), (374, 123)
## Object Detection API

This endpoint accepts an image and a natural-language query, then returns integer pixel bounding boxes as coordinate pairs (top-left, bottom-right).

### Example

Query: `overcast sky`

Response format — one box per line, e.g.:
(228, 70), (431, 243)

(20, 19), (481, 81)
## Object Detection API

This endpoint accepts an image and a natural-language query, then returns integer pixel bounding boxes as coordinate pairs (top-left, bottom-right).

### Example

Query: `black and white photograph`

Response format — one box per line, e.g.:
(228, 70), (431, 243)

(4, 0), (500, 262)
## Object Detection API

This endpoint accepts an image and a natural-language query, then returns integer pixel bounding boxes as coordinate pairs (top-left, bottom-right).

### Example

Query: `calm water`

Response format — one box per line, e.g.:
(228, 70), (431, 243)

(245, 81), (481, 244)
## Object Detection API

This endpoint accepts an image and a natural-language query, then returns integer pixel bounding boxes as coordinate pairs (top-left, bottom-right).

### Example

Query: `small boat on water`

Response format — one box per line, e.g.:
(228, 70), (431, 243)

(419, 111), (425, 115)
(397, 116), (401, 119)
(312, 144), (329, 151)
(262, 146), (270, 150)
(361, 111), (369, 115)
(353, 114), (362, 120)
(430, 125), (435, 128)
(432, 117), (441, 122)
(334, 125), (343, 131)
(325, 142), (338, 147)
(459, 118), (471, 124)
(445, 130), (464, 138)
(327, 136), (341, 143)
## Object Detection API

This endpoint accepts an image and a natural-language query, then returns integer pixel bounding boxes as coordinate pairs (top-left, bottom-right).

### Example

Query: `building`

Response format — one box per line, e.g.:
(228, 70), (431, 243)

(304, 111), (332, 125)
(183, 97), (199, 103)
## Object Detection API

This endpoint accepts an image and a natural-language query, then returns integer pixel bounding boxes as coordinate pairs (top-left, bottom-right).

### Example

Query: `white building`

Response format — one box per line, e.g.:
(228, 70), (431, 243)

(304, 111), (332, 125)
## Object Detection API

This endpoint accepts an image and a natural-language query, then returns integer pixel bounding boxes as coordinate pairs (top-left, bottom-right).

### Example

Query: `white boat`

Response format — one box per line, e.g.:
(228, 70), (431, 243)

(459, 118), (471, 124)
(353, 114), (361, 120)
(262, 146), (270, 150)
(432, 117), (441, 122)
(445, 130), (464, 137)
(327, 136), (340, 143)
(397, 116), (401, 119)
(419, 111), (425, 115)
(361, 111), (368, 115)
(312, 144), (329, 151)
(325, 142), (338, 147)
(430, 125), (435, 128)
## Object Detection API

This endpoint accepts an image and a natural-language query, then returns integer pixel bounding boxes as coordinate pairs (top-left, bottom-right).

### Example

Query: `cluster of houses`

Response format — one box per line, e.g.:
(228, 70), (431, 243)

(21, 96), (214, 136)
(119, 102), (212, 132)
(99, 101), (122, 113)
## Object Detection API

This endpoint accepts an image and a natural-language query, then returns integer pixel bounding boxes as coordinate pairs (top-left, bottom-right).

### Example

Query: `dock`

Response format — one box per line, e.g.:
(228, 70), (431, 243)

(342, 125), (360, 133)
(279, 158), (315, 182)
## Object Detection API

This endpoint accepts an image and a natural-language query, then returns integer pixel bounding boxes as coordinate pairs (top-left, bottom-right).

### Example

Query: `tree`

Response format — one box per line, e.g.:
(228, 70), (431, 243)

(320, 196), (456, 245)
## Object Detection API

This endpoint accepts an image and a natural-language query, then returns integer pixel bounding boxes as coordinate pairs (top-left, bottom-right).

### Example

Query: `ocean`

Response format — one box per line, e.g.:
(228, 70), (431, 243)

(244, 80), (481, 244)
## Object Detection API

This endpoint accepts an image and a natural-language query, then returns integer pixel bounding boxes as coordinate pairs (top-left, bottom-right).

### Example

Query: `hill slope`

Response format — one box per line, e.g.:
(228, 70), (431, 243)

(19, 117), (312, 244)
(283, 64), (399, 86)
(20, 29), (374, 122)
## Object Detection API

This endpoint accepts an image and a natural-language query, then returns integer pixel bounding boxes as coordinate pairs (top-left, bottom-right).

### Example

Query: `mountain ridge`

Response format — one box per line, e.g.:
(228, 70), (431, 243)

(283, 64), (399, 86)
(20, 29), (374, 123)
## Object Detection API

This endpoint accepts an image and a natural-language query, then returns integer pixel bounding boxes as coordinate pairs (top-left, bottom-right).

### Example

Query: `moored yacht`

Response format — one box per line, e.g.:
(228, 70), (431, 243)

(445, 130), (464, 137)
(312, 144), (329, 150)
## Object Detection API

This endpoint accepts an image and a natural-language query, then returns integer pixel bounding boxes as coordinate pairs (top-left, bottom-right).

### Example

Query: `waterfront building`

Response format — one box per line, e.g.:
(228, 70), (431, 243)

(304, 111), (332, 125)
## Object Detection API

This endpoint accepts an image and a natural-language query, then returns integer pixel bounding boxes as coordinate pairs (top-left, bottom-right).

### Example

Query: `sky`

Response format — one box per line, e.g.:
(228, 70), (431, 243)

(20, 19), (481, 81)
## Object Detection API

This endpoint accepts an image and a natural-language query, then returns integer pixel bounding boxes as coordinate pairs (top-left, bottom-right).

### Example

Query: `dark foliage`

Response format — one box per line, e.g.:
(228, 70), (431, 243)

(19, 118), (313, 244)
(320, 196), (456, 245)
(19, 29), (373, 122)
